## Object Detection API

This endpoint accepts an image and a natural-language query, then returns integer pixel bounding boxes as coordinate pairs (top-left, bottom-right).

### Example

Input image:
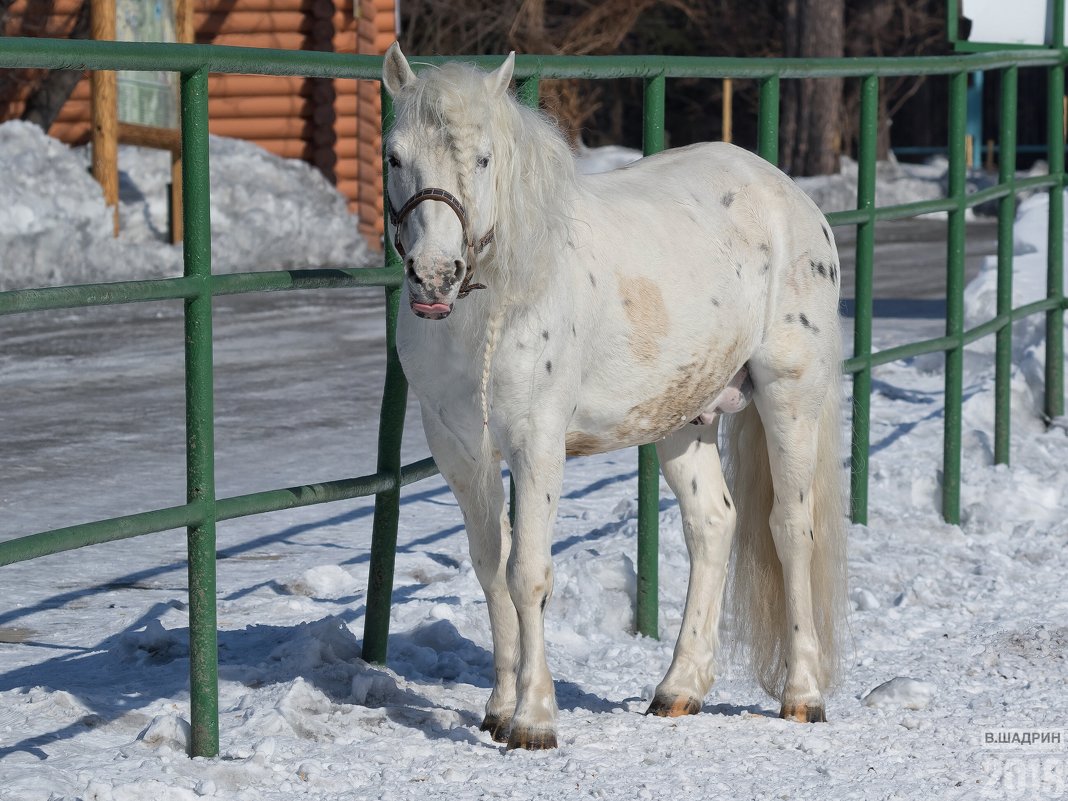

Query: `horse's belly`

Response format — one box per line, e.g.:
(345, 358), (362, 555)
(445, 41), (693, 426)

(565, 336), (750, 455)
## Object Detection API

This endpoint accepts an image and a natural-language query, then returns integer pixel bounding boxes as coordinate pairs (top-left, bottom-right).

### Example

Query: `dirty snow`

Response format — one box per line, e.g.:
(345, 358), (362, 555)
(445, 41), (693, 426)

(0, 124), (1066, 800)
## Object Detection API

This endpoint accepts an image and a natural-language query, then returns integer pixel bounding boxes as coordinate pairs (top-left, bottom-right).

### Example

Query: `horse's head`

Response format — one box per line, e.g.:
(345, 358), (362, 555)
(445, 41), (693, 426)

(382, 44), (514, 320)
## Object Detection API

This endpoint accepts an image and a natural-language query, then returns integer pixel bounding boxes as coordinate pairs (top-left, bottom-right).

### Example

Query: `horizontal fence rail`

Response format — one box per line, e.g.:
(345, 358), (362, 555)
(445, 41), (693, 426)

(0, 37), (1066, 758)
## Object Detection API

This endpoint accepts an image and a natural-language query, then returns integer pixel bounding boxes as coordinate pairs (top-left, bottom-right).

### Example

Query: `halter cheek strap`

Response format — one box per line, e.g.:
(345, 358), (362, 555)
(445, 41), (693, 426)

(387, 187), (494, 298)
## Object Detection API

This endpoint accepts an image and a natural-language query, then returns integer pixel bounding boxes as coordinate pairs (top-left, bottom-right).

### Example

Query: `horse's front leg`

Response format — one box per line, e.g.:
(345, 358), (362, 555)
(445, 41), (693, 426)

(504, 432), (565, 750)
(421, 410), (519, 741)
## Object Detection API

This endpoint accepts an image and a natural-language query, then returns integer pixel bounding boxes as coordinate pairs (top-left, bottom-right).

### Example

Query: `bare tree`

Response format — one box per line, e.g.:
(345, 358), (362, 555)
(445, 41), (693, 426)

(842, 0), (946, 160)
(19, 1), (91, 131)
(0, 0), (15, 29)
(780, 0), (845, 176)
(398, 0), (946, 170)
(400, 0), (695, 144)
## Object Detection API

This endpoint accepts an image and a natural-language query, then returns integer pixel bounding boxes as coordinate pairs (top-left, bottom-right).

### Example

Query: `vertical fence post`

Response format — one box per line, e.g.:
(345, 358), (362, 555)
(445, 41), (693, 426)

(995, 66), (1018, 465)
(1046, 2), (1066, 423)
(944, 70), (968, 525)
(180, 67), (219, 759)
(515, 73), (541, 107)
(635, 72), (665, 640)
(757, 75), (779, 166)
(363, 86), (409, 665)
(850, 75), (878, 525)
(90, 0), (119, 235)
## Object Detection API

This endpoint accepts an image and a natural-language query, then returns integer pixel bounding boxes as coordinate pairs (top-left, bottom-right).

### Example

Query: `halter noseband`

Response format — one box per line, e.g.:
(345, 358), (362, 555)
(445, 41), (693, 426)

(387, 187), (494, 298)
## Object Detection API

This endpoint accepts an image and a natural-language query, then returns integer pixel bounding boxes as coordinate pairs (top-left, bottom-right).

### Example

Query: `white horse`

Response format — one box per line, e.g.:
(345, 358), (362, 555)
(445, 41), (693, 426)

(381, 44), (848, 750)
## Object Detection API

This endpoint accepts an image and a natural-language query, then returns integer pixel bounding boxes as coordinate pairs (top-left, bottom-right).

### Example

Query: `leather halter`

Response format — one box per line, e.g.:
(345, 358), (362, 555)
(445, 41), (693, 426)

(387, 187), (494, 298)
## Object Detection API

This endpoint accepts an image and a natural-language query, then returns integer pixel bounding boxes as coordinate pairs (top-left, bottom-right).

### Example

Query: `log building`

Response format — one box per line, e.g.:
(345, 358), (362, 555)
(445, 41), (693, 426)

(0, 0), (397, 247)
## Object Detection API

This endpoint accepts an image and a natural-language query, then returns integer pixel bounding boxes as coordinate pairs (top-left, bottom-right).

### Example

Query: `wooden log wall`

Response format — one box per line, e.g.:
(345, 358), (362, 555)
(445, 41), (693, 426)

(0, 0), (394, 248)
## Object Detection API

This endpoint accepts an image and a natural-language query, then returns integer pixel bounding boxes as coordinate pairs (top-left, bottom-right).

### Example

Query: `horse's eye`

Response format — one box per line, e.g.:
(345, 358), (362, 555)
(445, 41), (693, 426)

(388, 154), (401, 169)
(476, 155), (490, 169)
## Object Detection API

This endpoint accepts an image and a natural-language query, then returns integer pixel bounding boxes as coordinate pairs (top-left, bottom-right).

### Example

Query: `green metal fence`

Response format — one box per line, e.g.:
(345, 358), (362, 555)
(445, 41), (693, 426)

(0, 37), (1065, 758)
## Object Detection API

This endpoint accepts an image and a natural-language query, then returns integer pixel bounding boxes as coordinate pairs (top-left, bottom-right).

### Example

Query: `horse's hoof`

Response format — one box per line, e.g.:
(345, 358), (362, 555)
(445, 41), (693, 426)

(479, 714), (511, 743)
(506, 727), (558, 750)
(646, 695), (701, 717)
(779, 703), (826, 723)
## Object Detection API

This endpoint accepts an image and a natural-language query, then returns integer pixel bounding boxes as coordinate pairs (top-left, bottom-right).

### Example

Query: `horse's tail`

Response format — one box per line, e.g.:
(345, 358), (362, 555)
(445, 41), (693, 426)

(723, 371), (847, 701)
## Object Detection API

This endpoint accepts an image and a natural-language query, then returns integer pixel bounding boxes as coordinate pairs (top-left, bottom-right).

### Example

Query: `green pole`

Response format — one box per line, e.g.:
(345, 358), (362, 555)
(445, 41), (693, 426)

(181, 67), (219, 759)
(850, 75), (878, 525)
(363, 87), (409, 665)
(757, 75), (779, 165)
(944, 70), (968, 525)
(515, 74), (541, 107)
(994, 66), (1018, 464)
(1046, 0), (1065, 422)
(636, 73), (665, 640)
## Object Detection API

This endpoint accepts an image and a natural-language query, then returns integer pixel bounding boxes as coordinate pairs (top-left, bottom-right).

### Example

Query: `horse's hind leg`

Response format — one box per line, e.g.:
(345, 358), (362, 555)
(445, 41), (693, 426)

(421, 410), (519, 742)
(749, 356), (835, 722)
(647, 421), (735, 717)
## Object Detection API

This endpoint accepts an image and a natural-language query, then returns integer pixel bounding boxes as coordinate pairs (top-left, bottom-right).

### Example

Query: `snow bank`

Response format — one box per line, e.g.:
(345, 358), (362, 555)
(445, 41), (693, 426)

(0, 121), (374, 290)
(574, 143), (642, 174)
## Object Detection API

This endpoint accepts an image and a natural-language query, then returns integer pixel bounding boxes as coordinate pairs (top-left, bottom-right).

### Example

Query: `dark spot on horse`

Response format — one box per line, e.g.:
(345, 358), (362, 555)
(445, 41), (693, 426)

(691, 477), (698, 496)
(723, 493), (732, 510)
(588, 272), (597, 287)
(542, 330), (549, 341)
(762, 261), (770, 273)
(735, 262), (742, 277)
(571, 323), (577, 337)
(540, 594), (548, 612)
(759, 241), (770, 254)
(822, 225), (831, 244)
(799, 313), (820, 334)
(810, 529), (815, 541)
(785, 313), (795, 324)
(721, 190), (736, 207)
(830, 264), (838, 283)
(545, 360), (552, 373)
(691, 626), (698, 638)
(711, 297), (720, 306)
(800, 490), (805, 503)
(546, 493), (551, 504)
(812, 260), (827, 278)
(794, 624), (799, 632)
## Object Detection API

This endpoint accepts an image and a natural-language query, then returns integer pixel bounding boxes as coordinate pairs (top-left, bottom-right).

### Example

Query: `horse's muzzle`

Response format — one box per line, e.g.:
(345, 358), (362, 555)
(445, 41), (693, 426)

(405, 256), (465, 320)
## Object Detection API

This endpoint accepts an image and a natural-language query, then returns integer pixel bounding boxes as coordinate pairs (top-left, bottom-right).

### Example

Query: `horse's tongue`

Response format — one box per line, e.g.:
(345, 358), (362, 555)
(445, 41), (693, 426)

(412, 302), (451, 314)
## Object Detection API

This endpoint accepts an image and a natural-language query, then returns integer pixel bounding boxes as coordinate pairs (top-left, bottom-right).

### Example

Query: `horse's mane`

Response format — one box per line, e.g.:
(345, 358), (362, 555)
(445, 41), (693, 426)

(394, 62), (577, 302)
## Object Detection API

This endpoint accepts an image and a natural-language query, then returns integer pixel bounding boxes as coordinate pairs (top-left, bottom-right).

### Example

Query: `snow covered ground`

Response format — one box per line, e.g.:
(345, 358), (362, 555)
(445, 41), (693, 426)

(1, 126), (1067, 800)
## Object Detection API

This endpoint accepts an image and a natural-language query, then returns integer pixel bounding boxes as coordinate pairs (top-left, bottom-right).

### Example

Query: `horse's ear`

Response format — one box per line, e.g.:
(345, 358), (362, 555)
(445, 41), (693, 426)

(488, 51), (516, 98)
(382, 42), (416, 96)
